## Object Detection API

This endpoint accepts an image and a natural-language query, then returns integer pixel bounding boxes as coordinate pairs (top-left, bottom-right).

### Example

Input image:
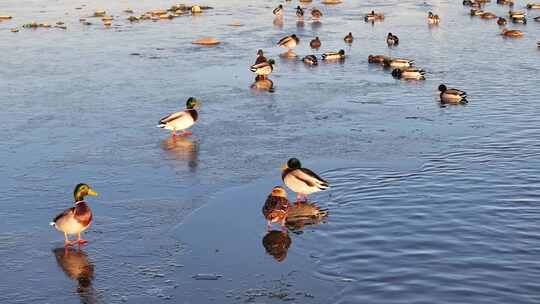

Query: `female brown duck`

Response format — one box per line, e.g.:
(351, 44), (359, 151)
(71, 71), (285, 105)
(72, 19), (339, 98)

(50, 184), (98, 246)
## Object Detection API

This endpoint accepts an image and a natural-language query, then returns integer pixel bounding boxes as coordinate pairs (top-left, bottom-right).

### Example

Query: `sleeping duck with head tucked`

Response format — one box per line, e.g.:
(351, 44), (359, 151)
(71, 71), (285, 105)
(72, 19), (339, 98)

(282, 158), (329, 202)
(50, 183), (98, 246)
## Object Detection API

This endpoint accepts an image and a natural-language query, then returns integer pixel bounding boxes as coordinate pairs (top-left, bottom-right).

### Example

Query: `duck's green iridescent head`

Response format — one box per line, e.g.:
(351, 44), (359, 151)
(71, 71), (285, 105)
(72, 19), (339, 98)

(267, 59), (276, 65)
(186, 97), (200, 109)
(282, 158), (301, 172)
(74, 183), (98, 202)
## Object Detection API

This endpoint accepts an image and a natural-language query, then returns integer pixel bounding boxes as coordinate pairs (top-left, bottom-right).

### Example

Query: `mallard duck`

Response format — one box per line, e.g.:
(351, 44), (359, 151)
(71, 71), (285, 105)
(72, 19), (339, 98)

(285, 202), (328, 231)
(392, 67), (426, 80)
(262, 231), (291, 262)
(509, 10), (526, 18)
(282, 158), (329, 202)
(365, 10), (384, 21)
(302, 55), (318, 65)
(344, 32), (353, 43)
(383, 58), (414, 69)
(310, 36), (321, 49)
(157, 97), (200, 137)
(50, 184), (98, 246)
(511, 16), (527, 23)
(262, 186), (291, 231)
(277, 34), (299, 51)
(428, 12), (440, 24)
(481, 12), (497, 19)
(311, 7), (322, 21)
(322, 49), (345, 60)
(527, 3), (540, 9)
(471, 9), (485, 16)
(254, 49), (267, 65)
(94, 10), (106, 17)
(273, 4), (283, 17)
(296, 6), (304, 19)
(250, 59), (275, 79)
(368, 54), (390, 64)
(387, 32), (399, 46)
(501, 28), (524, 37)
(438, 84), (468, 104)
(497, 17), (508, 25)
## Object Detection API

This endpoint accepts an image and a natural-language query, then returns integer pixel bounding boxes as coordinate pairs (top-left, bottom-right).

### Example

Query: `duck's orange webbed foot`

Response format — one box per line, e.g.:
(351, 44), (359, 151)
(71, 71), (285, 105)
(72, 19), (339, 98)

(77, 239), (89, 245)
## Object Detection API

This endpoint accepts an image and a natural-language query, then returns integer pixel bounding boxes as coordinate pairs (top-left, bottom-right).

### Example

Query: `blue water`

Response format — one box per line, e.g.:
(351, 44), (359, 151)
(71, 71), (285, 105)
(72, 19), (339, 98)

(1, 0), (539, 303)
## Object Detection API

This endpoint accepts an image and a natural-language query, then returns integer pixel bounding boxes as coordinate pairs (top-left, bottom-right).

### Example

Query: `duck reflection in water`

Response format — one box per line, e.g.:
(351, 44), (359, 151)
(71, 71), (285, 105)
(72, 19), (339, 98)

(286, 201), (328, 232)
(161, 136), (199, 172)
(53, 246), (96, 304)
(273, 17), (284, 29)
(251, 75), (275, 92)
(262, 230), (292, 262)
(311, 20), (322, 31)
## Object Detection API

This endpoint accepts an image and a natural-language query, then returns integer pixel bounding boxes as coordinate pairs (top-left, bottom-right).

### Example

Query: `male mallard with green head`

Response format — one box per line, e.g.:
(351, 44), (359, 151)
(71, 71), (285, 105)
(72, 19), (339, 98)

(365, 10), (384, 22)
(273, 4), (284, 17)
(392, 67), (426, 80)
(282, 158), (329, 202)
(158, 97), (200, 137)
(322, 49), (345, 60)
(278, 34), (300, 51)
(387, 32), (399, 46)
(296, 6), (304, 20)
(383, 57), (414, 69)
(250, 59), (275, 79)
(302, 55), (318, 66)
(438, 84), (468, 104)
(50, 184), (98, 246)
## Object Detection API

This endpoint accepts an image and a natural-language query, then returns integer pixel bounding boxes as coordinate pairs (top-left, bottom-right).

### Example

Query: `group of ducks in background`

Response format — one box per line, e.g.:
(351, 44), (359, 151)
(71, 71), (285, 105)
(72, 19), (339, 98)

(251, 4), (470, 104)
(464, 0), (540, 41)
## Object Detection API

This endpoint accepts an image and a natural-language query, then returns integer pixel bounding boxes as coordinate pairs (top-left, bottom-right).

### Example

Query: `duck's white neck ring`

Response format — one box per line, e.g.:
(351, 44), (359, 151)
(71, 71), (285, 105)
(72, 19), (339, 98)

(74, 201), (85, 205)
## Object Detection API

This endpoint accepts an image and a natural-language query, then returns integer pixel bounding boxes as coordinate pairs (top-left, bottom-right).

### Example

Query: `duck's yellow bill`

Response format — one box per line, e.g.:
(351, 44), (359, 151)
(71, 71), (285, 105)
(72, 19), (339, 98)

(88, 189), (98, 196)
(281, 164), (288, 171)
